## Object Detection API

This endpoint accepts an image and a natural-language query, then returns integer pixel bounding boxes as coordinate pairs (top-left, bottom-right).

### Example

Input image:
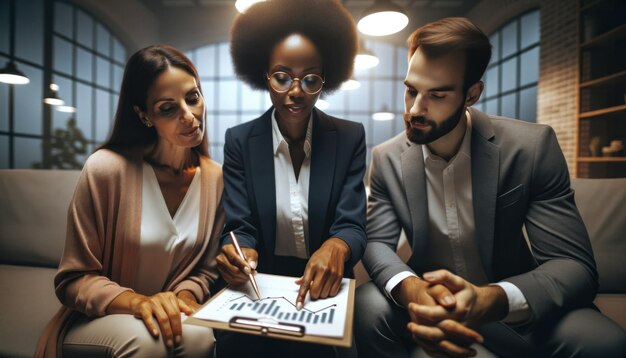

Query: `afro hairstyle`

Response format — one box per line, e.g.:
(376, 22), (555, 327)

(230, 0), (357, 94)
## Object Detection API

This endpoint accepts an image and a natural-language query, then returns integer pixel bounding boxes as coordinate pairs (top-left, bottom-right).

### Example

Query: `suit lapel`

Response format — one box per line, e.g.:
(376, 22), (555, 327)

(309, 109), (336, 254)
(401, 141), (430, 268)
(470, 108), (499, 280)
(249, 109), (277, 265)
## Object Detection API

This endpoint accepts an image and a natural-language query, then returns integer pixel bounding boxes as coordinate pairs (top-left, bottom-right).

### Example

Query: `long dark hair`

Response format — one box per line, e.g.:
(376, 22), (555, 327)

(100, 45), (209, 157)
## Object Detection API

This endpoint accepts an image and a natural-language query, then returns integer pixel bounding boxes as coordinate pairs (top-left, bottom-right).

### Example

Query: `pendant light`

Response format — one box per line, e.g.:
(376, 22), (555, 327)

(0, 61), (30, 85)
(355, 42), (379, 70)
(43, 84), (64, 106)
(357, 0), (409, 36)
(372, 105), (395, 121)
(341, 77), (361, 91)
(235, 0), (265, 13)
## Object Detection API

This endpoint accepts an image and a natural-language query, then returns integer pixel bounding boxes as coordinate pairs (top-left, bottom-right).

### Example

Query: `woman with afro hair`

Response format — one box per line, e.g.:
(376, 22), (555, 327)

(215, 0), (365, 356)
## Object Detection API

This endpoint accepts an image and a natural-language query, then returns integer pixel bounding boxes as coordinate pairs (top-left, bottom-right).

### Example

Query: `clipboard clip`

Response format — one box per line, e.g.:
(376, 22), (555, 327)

(229, 316), (305, 337)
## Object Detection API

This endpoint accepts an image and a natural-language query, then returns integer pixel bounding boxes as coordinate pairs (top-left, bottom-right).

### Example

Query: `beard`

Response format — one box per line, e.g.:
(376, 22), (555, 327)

(404, 101), (466, 145)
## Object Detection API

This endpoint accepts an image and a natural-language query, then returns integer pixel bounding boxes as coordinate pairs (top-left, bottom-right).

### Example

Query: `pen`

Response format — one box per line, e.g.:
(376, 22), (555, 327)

(229, 231), (261, 299)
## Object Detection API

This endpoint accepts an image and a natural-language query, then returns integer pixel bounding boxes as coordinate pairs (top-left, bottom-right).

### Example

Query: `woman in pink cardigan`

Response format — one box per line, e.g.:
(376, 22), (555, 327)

(36, 45), (224, 357)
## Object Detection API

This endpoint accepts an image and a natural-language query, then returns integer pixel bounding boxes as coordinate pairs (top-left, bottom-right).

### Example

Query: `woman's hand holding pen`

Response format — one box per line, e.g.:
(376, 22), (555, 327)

(216, 244), (259, 285)
(295, 238), (350, 310)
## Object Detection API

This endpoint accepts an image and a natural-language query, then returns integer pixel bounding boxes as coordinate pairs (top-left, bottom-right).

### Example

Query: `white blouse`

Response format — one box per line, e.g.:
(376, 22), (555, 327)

(134, 163), (201, 296)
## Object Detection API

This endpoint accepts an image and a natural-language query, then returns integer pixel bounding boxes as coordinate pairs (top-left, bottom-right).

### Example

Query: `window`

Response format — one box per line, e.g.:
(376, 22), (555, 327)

(187, 39), (408, 164)
(0, 0), (125, 169)
(475, 10), (540, 123)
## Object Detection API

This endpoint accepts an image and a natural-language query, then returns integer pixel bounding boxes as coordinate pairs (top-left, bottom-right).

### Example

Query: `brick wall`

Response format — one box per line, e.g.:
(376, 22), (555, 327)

(468, 0), (579, 176)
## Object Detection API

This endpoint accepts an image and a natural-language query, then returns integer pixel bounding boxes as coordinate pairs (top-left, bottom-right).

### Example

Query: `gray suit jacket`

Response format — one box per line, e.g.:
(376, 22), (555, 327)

(363, 107), (598, 328)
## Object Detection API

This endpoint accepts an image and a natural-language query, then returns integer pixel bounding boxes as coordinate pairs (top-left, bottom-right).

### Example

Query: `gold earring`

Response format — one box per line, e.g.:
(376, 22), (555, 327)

(145, 121), (153, 128)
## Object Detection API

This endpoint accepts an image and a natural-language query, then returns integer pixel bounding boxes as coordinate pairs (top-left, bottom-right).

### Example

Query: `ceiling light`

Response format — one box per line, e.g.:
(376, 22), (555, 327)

(0, 61), (30, 85)
(341, 78), (361, 91)
(373, 105), (395, 121)
(315, 99), (329, 110)
(355, 41), (379, 69)
(235, 0), (265, 13)
(358, 0), (409, 36)
(43, 83), (64, 106)
(57, 105), (76, 113)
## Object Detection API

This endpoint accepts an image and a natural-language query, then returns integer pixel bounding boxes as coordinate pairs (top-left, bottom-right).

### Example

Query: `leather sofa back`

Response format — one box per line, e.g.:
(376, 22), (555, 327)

(571, 178), (626, 294)
(0, 169), (80, 268)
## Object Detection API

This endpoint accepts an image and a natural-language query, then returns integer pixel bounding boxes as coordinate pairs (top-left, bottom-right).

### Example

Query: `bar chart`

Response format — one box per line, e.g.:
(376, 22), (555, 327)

(192, 273), (349, 337)
(227, 295), (337, 325)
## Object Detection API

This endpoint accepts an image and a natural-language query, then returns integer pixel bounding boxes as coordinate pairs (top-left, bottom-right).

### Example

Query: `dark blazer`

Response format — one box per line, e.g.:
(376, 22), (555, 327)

(363, 107), (598, 328)
(221, 107), (367, 276)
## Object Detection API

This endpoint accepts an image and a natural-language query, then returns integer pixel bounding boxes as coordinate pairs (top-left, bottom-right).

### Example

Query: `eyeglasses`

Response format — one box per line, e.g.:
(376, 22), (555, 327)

(266, 71), (325, 95)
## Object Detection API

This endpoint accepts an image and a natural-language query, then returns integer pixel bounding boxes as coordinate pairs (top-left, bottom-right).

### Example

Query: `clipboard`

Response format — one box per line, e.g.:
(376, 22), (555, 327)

(184, 276), (356, 347)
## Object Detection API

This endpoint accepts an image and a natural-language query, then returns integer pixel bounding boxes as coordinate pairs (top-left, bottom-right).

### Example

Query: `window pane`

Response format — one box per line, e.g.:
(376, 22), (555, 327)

(14, 137), (42, 169)
(373, 80), (394, 114)
(218, 43), (234, 78)
(501, 21), (518, 58)
(500, 93), (517, 118)
(76, 10), (93, 48)
(0, 0), (8, 53)
(216, 114), (238, 148)
(347, 79), (370, 112)
(489, 32), (500, 64)
(76, 47), (93, 81)
(197, 45), (216, 77)
(0, 135), (8, 168)
(113, 64), (123, 92)
(96, 56), (110, 87)
(520, 11), (540, 49)
(54, 1), (73, 38)
(16, 0), (44, 65)
(218, 80), (238, 111)
(241, 83), (263, 112)
(201, 80), (216, 113)
(76, 83), (93, 139)
(520, 47), (539, 86)
(14, 63), (43, 135)
(519, 86), (537, 122)
(0, 63), (8, 131)
(371, 41), (394, 77)
(113, 38), (126, 63)
(53, 37), (73, 75)
(396, 46), (408, 78)
(95, 89), (111, 142)
(485, 98), (498, 116)
(210, 144), (223, 164)
(96, 23), (110, 56)
(51, 74), (73, 130)
(325, 89), (345, 112)
(484, 66), (499, 98)
(501, 57), (518, 92)
(372, 117), (395, 145)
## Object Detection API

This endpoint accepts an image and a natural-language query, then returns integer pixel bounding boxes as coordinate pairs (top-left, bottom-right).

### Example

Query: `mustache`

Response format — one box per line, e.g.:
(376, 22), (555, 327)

(404, 113), (434, 126)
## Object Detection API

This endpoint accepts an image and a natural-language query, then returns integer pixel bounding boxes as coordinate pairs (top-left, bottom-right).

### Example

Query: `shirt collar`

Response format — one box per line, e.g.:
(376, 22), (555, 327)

(271, 109), (313, 158)
(422, 109), (473, 163)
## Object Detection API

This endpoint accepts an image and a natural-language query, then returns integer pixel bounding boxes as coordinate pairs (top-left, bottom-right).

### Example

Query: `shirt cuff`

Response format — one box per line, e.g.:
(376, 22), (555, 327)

(384, 271), (418, 307)
(492, 281), (530, 324)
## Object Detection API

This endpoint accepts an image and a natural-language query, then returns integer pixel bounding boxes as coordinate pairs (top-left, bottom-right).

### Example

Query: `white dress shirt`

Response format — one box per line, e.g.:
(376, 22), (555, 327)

(272, 110), (313, 259)
(384, 111), (529, 322)
(135, 163), (200, 295)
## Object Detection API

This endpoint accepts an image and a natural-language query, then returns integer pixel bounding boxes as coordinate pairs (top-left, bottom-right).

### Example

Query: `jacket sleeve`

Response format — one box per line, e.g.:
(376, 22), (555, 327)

(361, 145), (416, 291)
(328, 123), (368, 269)
(505, 126), (598, 327)
(221, 128), (258, 249)
(54, 154), (132, 317)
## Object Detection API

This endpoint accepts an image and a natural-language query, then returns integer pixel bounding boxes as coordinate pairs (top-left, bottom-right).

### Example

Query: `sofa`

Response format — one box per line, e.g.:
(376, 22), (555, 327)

(0, 169), (624, 358)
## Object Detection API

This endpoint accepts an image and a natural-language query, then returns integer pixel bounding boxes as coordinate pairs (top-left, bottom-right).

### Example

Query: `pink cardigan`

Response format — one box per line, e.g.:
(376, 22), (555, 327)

(35, 148), (225, 357)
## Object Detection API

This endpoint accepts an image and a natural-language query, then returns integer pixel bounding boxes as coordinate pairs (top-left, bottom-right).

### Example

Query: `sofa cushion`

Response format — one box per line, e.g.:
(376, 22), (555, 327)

(571, 178), (626, 293)
(0, 264), (61, 358)
(0, 169), (80, 267)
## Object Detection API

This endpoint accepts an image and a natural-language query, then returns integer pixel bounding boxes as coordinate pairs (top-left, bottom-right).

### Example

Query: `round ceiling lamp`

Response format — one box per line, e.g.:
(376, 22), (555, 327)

(0, 61), (30, 85)
(357, 0), (409, 36)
